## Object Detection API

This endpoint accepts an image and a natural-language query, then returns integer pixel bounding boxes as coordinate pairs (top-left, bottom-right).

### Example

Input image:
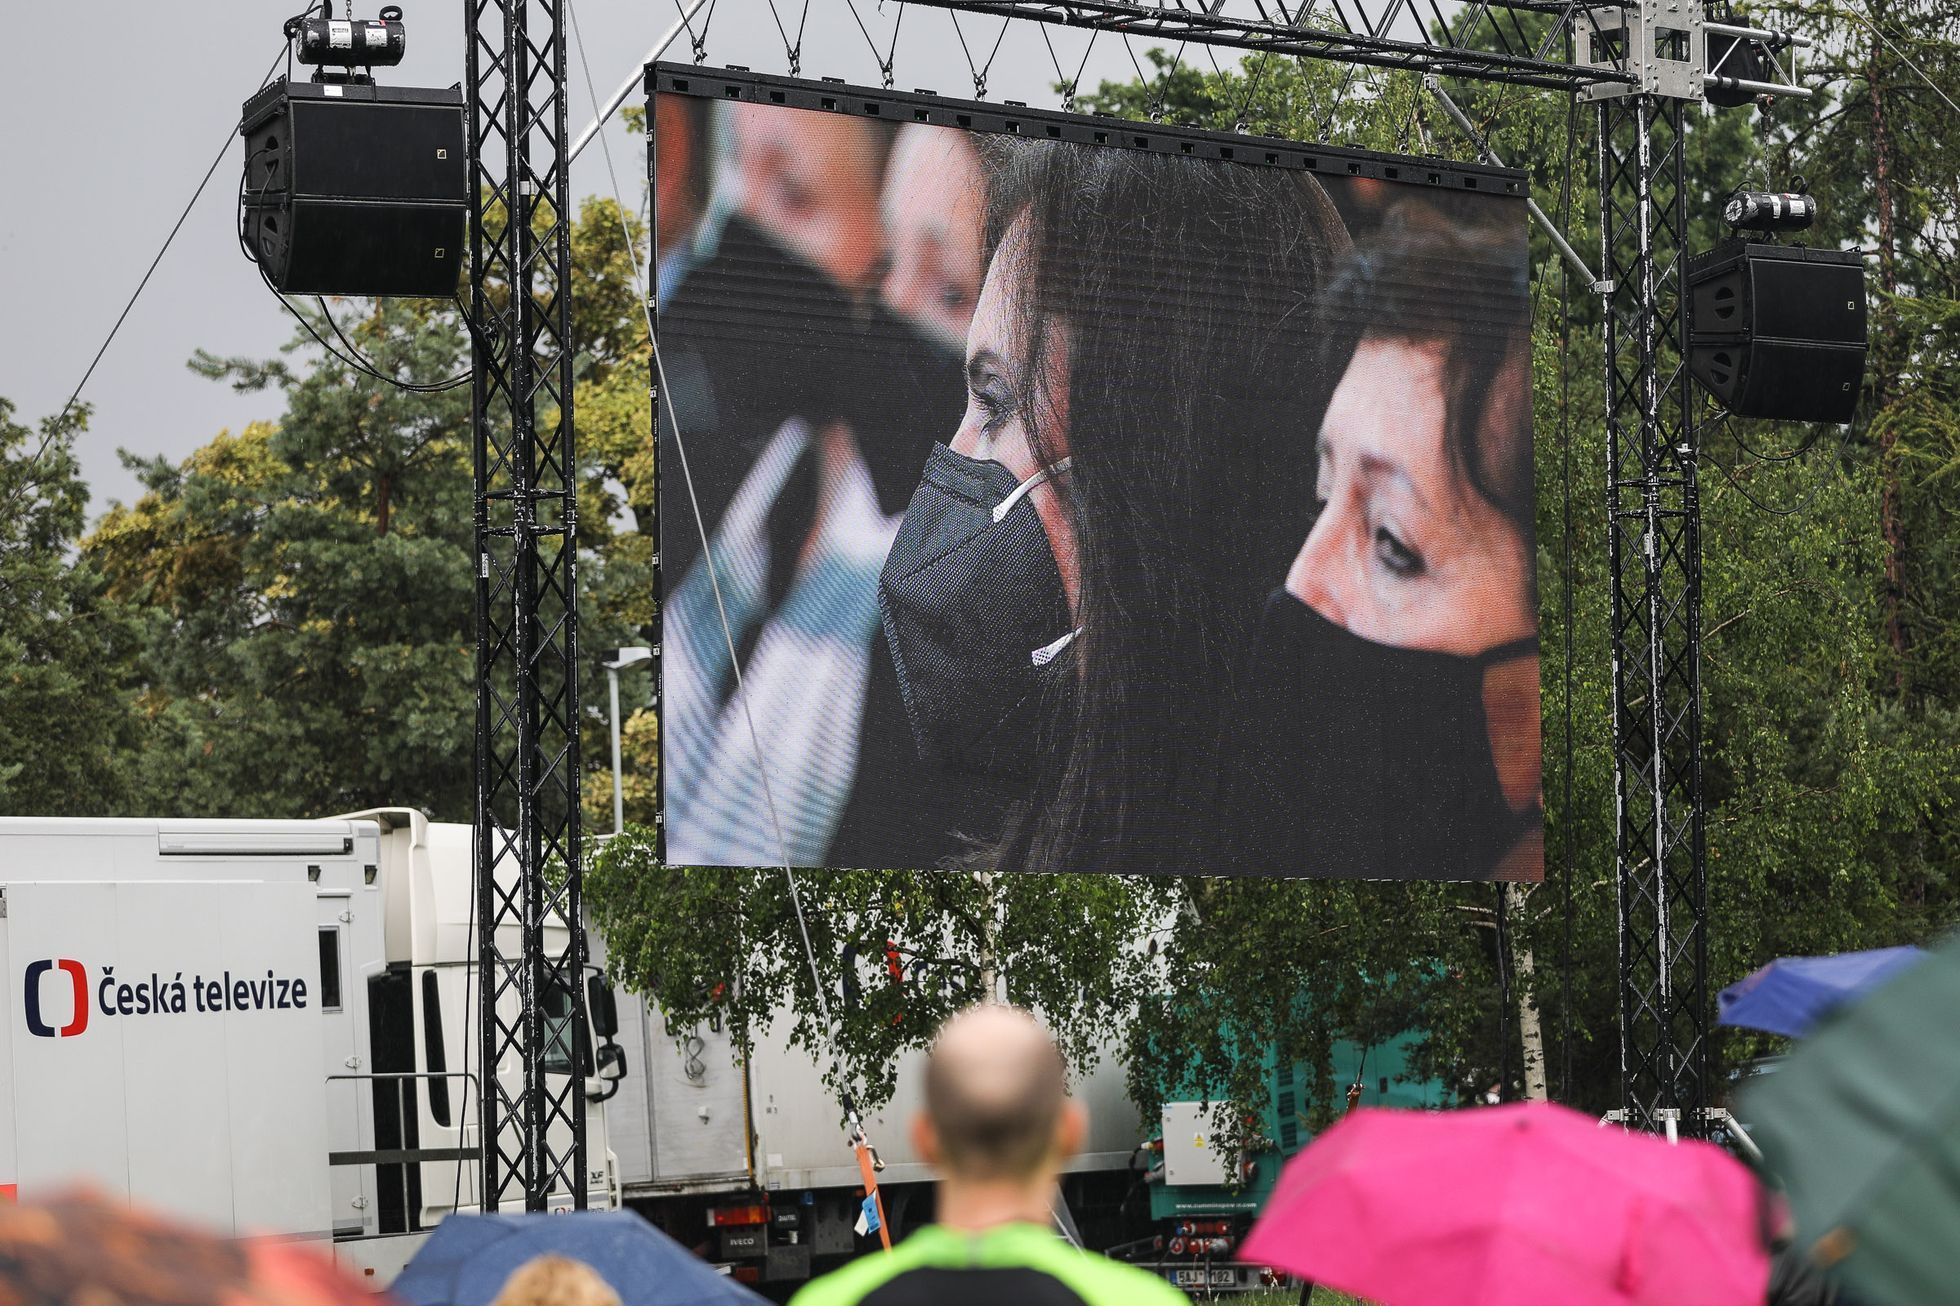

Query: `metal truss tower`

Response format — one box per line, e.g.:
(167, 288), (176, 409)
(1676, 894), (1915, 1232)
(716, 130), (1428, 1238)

(1596, 93), (1707, 1137)
(465, 0), (590, 1210)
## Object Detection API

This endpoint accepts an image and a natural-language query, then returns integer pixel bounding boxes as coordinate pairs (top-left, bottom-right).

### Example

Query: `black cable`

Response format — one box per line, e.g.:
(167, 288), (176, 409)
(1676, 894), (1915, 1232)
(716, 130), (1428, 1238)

(315, 295), (474, 392)
(1729, 415), (1822, 464)
(1556, 90), (1577, 1106)
(25, 12), (317, 496)
(268, 284), (473, 393)
(1705, 438), (1839, 517)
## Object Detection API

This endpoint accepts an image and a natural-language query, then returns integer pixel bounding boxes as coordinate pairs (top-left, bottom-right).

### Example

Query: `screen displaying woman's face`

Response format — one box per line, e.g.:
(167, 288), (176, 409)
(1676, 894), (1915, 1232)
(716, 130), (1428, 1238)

(951, 212), (1079, 611)
(1287, 336), (1533, 656)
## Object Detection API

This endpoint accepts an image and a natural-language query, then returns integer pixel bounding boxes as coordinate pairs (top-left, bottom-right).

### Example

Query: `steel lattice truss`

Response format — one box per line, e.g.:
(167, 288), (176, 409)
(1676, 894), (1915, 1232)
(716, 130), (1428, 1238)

(1598, 95), (1709, 1137)
(903, 0), (1635, 90)
(466, 0), (590, 1211)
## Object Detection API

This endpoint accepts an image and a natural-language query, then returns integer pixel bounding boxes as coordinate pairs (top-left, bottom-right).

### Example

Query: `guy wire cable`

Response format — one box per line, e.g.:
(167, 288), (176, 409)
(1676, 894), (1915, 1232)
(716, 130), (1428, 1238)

(1846, 5), (1960, 117)
(566, 0), (855, 1111)
(27, 14), (320, 499)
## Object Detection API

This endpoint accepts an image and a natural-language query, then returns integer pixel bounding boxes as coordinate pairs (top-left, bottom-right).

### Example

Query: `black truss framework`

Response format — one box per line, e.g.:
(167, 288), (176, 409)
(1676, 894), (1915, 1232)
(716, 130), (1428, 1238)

(903, 0), (1635, 90)
(1598, 95), (1709, 1136)
(466, 0), (590, 1209)
(650, 62), (1526, 186)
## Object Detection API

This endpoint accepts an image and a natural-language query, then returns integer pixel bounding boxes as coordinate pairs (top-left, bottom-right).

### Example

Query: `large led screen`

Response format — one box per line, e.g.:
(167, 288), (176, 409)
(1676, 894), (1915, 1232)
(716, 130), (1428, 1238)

(653, 68), (1540, 881)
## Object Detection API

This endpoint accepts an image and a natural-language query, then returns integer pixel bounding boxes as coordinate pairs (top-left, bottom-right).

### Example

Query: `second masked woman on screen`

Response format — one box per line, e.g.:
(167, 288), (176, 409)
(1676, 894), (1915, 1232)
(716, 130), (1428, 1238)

(877, 138), (1353, 876)
(1237, 205), (1543, 880)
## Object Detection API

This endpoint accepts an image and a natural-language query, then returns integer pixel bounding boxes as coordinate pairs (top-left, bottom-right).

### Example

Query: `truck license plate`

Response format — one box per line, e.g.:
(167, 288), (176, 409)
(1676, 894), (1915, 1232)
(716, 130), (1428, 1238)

(1172, 1268), (1238, 1288)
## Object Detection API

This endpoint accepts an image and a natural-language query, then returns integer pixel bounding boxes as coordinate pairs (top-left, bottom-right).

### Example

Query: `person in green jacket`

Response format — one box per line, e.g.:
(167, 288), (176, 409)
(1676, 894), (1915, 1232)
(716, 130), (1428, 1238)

(792, 1005), (1189, 1306)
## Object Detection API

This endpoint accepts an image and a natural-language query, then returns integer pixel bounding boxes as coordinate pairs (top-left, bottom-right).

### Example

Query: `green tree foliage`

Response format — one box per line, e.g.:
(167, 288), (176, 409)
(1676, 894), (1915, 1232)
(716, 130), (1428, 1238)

(569, 195), (659, 828)
(74, 198), (656, 823)
(591, 835), (1169, 1109)
(86, 297), (479, 818)
(0, 401), (138, 815)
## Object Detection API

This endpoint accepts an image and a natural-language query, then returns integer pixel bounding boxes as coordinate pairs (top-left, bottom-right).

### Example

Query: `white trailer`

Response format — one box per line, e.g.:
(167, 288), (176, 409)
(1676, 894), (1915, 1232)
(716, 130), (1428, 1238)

(0, 814), (619, 1287)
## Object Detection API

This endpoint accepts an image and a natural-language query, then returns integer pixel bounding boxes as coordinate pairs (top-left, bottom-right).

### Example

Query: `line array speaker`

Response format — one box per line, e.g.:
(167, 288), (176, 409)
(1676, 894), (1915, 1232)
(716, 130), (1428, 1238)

(1687, 239), (1867, 424)
(240, 81), (468, 298)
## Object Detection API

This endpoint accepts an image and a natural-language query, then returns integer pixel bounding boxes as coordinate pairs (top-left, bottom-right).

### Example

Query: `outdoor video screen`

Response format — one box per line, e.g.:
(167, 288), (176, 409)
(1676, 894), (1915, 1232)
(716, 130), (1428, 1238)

(653, 68), (1540, 881)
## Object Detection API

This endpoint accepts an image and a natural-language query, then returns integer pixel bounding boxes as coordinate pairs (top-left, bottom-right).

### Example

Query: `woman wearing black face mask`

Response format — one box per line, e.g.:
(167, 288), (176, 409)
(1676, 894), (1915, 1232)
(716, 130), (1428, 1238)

(877, 139), (1353, 876)
(1234, 204), (1541, 880)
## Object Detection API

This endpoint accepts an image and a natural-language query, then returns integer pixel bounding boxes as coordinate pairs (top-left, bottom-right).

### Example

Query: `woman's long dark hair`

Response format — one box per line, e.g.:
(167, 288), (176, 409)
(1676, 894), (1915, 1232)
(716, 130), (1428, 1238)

(975, 139), (1352, 876)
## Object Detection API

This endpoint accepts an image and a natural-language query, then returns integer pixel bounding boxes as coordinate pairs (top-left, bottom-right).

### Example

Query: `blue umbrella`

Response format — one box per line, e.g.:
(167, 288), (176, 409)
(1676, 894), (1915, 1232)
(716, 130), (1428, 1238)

(393, 1211), (766, 1306)
(1716, 945), (1924, 1038)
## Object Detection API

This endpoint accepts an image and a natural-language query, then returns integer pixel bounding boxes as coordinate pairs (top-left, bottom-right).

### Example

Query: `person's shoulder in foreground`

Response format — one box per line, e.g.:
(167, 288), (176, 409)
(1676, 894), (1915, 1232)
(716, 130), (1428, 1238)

(790, 1222), (1189, 1306)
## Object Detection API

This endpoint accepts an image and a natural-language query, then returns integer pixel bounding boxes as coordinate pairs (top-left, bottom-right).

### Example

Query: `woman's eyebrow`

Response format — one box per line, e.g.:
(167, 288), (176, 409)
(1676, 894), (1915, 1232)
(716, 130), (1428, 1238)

(966, 348), (1009, 389)
(1358, 451), (1429, 514)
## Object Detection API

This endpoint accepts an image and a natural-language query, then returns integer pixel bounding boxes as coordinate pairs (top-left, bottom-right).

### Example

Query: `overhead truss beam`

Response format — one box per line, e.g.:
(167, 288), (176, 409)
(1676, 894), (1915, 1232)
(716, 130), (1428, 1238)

(902, 0), (1637, 90)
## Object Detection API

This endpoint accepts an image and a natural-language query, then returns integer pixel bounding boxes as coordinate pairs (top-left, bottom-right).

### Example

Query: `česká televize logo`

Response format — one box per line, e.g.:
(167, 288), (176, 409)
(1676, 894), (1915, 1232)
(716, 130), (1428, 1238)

(22, 960), (311, 1038)
(22, 959), (87, 1038)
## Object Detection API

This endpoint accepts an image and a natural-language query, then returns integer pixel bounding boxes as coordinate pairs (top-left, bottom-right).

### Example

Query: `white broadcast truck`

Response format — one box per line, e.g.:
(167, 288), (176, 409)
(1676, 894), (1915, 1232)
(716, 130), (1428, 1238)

(0, 811), (621, 1286)
(1, 810), (1235, 1295)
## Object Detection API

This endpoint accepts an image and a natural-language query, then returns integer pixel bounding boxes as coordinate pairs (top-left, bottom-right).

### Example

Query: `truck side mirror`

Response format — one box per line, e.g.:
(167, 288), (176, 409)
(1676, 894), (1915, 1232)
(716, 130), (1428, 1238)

(595, 1041), (627, 1083)
(587, 974), (619, 1040)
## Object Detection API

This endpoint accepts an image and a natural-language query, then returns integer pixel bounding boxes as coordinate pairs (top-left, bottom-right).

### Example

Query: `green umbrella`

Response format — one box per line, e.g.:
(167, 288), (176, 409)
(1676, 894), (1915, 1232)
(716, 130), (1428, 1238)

(1741, 929), (1960, 1306)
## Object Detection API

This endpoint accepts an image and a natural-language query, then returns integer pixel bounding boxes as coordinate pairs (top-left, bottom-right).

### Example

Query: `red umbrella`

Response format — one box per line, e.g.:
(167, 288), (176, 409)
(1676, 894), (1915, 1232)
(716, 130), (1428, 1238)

(1242, 1103), (1770, 1306)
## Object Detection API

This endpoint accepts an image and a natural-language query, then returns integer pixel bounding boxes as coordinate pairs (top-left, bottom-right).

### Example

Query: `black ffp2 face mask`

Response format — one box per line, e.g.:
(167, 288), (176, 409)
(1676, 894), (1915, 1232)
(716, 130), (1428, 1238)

(1235, 590), (1540, 879)
(878, 443), (1076, 781)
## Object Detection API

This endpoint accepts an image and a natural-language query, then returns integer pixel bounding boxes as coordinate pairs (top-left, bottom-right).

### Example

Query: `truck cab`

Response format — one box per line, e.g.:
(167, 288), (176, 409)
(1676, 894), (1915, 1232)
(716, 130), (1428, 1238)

(0, 815), (620, 1286)
(345, 808), (622, 1241)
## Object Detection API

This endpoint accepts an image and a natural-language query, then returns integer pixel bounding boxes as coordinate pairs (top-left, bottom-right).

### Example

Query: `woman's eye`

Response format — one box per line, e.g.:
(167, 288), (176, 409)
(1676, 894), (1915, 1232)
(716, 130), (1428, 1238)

(1374, 525), (1424, 577)
(972, 389), (1010, 430)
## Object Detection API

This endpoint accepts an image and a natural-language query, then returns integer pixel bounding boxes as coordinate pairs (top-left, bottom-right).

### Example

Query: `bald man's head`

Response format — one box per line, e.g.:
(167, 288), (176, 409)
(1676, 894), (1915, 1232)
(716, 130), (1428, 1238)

(920, 1005), (1073, 1182)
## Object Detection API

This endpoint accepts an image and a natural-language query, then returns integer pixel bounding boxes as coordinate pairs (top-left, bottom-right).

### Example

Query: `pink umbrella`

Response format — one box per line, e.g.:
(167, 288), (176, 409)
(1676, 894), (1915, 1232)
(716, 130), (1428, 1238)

(1242, 1103), (1770, 1306)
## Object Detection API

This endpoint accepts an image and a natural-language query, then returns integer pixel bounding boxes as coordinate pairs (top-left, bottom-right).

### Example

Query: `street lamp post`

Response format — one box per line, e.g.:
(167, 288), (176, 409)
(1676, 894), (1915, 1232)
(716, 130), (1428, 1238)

(600, 647), (653, 836)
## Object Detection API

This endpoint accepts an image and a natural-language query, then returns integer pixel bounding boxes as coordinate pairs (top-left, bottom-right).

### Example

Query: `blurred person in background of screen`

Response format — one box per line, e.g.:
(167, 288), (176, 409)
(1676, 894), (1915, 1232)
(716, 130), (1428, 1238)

(658, 97), (1011, 869)
(655, 94), (947, 578)
(726, 99), (886, 294)
(876, 137), (1354, 877)
(876, 124), (987, 354)
(1236, 203), (1542, 880)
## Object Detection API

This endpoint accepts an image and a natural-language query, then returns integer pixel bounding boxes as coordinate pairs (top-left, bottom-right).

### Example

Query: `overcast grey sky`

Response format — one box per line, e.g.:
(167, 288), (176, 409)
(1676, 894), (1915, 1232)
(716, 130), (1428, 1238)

(0, 1), (1143, 514)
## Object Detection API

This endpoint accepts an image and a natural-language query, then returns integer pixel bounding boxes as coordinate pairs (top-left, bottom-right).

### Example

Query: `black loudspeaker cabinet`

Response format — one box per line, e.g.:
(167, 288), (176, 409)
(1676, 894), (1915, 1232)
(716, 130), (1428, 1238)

(1687, 238), (1867, 424)
(240, 81), (468, 298)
